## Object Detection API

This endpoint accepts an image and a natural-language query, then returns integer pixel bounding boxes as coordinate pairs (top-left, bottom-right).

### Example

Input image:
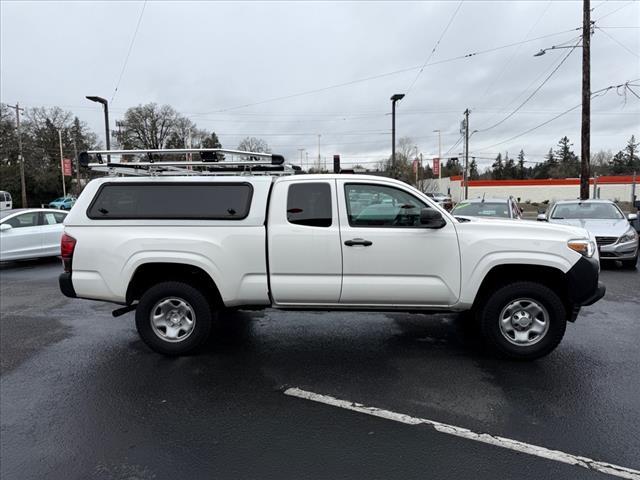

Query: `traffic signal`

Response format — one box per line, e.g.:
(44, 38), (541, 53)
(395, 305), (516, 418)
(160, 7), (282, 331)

(333, 154), (340, 173)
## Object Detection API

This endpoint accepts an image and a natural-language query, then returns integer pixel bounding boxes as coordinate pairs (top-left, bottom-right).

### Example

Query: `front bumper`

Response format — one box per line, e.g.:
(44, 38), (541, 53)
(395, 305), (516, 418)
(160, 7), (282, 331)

(598, 239), (639, 260)
(566, 256), (606, 307)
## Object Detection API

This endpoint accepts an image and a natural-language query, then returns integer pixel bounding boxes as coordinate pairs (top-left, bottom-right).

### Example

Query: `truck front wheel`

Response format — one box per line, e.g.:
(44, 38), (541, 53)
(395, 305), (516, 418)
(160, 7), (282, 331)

(478, 281), (566, 360)
(135, 281), (213, 355)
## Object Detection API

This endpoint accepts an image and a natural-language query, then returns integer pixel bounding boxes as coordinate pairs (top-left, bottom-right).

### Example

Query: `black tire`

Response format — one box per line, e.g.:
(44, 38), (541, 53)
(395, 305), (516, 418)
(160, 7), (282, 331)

(478, 281), (566, 360)
(135, 281), (213, 355)
(621, 255), (638, 269)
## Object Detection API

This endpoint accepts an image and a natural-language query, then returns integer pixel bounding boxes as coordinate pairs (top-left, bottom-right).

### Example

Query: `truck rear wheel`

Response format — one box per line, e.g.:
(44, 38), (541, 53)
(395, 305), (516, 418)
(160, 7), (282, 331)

(135, 281), (213, 355)
(478, 281), (566, 360)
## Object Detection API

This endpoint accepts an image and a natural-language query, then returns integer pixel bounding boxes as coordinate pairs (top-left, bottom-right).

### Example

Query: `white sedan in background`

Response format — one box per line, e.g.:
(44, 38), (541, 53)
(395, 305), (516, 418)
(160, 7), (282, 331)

(0, 208), (67, 261)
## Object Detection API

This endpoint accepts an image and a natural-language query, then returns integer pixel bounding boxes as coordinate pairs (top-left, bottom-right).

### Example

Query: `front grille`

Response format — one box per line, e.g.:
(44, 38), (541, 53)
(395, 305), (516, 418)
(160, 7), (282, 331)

(596, 236), (617, 247)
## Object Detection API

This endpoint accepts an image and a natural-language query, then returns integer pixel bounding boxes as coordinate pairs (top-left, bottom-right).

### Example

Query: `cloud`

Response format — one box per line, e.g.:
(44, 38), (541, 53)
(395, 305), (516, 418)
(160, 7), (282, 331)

(1, 0), (638, 169)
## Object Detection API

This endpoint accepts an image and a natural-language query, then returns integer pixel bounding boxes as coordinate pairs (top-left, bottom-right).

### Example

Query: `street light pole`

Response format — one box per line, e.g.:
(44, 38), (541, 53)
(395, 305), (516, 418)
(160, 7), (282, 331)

(86, 96), (111, 162)
(580, 0), (591, 200)
(58, 129), (66, 197)
(390, 93), (405, 179)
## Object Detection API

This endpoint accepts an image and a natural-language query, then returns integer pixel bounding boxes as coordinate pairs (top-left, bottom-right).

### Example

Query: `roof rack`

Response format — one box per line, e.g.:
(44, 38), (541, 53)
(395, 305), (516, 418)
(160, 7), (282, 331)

(79, 148), (299, 176)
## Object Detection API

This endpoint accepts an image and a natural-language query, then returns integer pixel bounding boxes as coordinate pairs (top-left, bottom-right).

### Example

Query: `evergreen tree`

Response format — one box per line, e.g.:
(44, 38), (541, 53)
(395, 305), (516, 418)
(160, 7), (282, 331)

(469, 158), (479, 180)
(533, 149), (556, 179)
(517, 150), (526, 179)
(491, 153), (504, 180)
(624, 135), (639, 171)
(610, 151), (628, 174)
(201, 131), (222, 149)
(503, 152), (516, 179)
(610, 136), (639, 174)
(553, 136), (579, 177)
(442, 157), (462, 176)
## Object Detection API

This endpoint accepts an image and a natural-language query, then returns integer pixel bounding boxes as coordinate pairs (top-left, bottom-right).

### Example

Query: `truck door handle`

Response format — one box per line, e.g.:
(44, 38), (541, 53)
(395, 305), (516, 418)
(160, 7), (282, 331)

(344, 238), (373, 247)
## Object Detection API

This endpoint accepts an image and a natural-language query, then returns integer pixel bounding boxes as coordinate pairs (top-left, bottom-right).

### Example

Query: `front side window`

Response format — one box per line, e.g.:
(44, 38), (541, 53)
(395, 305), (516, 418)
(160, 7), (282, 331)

(4, 212), (39, 228)
(88, 183), (253, 220)
(345, 183), (430, 227)
(287, 182), (332, 227)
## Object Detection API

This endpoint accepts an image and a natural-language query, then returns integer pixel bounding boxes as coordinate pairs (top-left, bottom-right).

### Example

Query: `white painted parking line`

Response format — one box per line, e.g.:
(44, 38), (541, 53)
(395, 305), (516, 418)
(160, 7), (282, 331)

(284, 387), (640, 480)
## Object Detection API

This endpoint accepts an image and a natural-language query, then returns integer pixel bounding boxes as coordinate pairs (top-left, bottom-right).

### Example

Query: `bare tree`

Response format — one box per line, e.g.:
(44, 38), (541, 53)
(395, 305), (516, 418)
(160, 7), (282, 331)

(116, 103), (179, 149)
(237, 136), (271, 153)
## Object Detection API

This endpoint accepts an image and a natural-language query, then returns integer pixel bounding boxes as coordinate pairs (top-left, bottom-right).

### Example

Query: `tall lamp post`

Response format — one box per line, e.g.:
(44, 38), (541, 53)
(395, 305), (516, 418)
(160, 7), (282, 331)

(390, 93), (405, 178)
(86, 96), (111, 162)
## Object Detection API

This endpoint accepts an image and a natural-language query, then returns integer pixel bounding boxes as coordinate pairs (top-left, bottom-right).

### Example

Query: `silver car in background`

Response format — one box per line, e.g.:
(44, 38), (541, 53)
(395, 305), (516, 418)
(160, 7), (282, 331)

(539, 200), (638, 268)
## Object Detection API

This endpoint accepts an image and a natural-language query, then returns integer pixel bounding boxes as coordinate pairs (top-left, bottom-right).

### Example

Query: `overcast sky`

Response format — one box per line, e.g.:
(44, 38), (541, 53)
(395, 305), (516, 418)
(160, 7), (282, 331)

(1, 0), (639, 170)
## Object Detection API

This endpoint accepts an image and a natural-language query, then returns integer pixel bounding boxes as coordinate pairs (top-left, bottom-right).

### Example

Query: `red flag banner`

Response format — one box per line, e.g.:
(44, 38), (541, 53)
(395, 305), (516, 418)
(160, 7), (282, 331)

(63, 158), (73, 177)
(433, 157), (440, 176)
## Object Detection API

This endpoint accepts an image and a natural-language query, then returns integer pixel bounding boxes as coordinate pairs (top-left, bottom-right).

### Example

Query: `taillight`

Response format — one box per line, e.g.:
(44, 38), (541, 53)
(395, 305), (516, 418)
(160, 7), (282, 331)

(60, 233), (76, 272)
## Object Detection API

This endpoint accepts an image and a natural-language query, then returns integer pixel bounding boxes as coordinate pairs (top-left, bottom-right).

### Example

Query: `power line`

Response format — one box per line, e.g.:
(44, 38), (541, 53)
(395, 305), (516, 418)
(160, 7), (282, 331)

(404, 0), (464, 96)
(444, 135), (464, 155)
(471, 80), (640, 153)
(203, 27), (581, 114)
(476, 37), (582, 133)
(111, 0), (148, 104)
(481, 0), (553, 98)
(596, 26), (640, 58)
(594, 0), (638, 21)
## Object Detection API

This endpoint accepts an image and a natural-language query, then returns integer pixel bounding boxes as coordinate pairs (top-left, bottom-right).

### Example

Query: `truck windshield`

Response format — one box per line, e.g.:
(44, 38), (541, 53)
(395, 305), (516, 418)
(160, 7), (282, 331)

(452, 202), (510, 218)
(551, 203), (623, 220)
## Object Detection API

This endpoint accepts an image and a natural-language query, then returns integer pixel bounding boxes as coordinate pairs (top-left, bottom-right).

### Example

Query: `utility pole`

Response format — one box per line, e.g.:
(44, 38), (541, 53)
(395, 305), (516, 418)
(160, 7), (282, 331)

(298, 148), (305, 171)
(58, 129), (66, 197)
(7, 103), (27, 207)
(317, 135), (322, 172)
(580, 0), (591, 200)
(464, 109), (470, 200)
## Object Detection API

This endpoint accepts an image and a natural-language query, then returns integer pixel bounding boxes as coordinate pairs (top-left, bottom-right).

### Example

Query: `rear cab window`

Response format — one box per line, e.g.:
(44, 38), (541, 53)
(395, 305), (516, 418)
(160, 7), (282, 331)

(286, 183), (332, 227)
(87, 183), (253, 220)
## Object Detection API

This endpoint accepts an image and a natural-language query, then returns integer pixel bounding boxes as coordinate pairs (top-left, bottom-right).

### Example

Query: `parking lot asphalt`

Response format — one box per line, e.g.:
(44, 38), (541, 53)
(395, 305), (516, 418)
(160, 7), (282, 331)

(1, 257), (639, 480)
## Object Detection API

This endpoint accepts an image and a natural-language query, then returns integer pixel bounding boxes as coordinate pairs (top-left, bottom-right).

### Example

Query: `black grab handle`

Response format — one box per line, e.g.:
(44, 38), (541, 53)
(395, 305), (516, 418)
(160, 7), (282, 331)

(344, 238), (373, 247)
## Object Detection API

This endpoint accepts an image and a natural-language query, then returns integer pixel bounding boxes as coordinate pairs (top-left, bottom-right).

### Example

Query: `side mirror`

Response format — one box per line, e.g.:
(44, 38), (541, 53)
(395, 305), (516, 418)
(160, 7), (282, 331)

(629, 213), (638, 221)
(0, 223), (12, 232)
(537, 214), (547, 222)
(420, 208), (446, 229)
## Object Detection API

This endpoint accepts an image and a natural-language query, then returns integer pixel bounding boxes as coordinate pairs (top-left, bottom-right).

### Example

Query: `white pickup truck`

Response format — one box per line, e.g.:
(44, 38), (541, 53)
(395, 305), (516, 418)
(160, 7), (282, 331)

(59, 168), (605, 360)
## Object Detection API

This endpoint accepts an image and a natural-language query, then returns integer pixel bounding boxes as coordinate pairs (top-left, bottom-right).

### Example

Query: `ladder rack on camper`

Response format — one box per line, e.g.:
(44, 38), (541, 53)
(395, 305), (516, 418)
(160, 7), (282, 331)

(78, 148), (300, 176)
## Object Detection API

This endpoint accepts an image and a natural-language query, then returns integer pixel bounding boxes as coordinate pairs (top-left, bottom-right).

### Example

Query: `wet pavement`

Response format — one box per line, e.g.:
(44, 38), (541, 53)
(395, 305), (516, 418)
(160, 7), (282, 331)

(1, 257), (639, 480)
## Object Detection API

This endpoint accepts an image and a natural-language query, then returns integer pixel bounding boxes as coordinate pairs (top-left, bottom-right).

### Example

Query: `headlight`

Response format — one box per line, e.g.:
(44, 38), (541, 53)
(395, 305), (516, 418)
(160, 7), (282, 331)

(619, 227), (638, 244)
(567, 239), (595, 257)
